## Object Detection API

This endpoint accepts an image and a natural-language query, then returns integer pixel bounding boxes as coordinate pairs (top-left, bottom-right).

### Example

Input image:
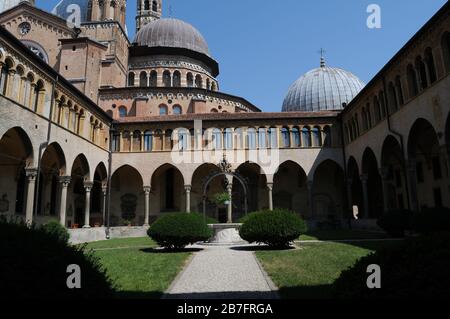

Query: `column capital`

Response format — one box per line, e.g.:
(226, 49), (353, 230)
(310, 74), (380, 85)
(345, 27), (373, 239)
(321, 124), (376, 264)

(58, 176), (71, 187)
(143, 186), (151, 194)
(25, 168), (38, 180)
(266, 182), (273, 191)
(102, 183), (108, 193)
(84, 181), (94, 191)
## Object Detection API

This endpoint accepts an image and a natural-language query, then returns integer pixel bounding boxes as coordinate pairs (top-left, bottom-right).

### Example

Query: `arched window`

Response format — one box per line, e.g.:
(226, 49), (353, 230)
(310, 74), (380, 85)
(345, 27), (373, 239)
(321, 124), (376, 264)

(173, 105), (182, 115)
(149, 71), (157, 87)
(159, 104), (168, 115)
(387, 82), (398, 113)
(302, 127), (311, 147)
(173, 71), (181, 87)
(268, 127), (277, 148)
(258, 128), (267, 149)
(165, 129), (173, 150)
(119, 106), (127, 118)
(144, 0), (150, 10)
(163, 70), (171, 87)
(424, 47), (437, 84)
(378, 91), (386, 119)
(407, 64), (419, 98)
(144, 130), (153, 151)
(152, 1), (158, 11)
(139, 71), (147, 87)
(112, 132), (120, 152)
(187, 73), (194, 87)
(154, 129), (163, 151)
(34, 80), (44, 112)
(247, 128), (256, 149)
(0, 60), (10, 95)
(122, 131), (131, 152)
(224, 128), (233, 150)
(323, 126), (331, 147)
(210, 108), (218, 113)
(128, 72), (135, 86)
(206, 79), (211, 90)
(212, 128), (222, 149)
(133, 130), (141, 151)
(415, 56), (428, 90)
(441, 32), (450, 74)
(281, 127), (290, 148)
(395, 75), (404, 106)
(373, 96), (381, 123)
(312, 126), (322, 147)
(178, 129), (189, 151)
(195, 75), (203, 88)
(292, 127), (300, 147)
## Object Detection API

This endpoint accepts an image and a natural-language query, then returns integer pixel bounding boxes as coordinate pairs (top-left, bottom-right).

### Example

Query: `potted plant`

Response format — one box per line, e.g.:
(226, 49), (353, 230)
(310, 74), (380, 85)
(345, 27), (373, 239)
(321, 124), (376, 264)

(213, 192), (231, 207)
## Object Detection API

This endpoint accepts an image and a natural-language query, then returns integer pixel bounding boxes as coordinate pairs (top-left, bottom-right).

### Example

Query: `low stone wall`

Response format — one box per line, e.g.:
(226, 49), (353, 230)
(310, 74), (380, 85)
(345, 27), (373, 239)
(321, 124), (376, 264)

(69, 226), (149, 244)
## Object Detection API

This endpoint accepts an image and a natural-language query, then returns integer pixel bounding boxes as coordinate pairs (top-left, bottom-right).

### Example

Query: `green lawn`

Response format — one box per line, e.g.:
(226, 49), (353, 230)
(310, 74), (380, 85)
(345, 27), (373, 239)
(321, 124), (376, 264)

(299, 229), (387, 241)
(82, 238), (191, 299)
(256, 240), (401, 299)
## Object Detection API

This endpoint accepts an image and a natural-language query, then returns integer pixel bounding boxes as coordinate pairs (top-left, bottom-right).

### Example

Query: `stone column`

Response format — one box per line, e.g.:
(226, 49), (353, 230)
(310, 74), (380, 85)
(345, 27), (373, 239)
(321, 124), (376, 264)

(83, 181), (94, 228)
(25, 168), (38, 225)
(360, 174), (370, 219)
(307, 180), (314, 220)
(406, 159), (419, 212)
(144, 186), (151, 226)
(101, 184), (107, 226)
(227, 184), (233, 223)
(185, 185), (192, 213)
(59, 176), (71, 227)
(380, 167), (390, 213)
(267, 183), (274, 211)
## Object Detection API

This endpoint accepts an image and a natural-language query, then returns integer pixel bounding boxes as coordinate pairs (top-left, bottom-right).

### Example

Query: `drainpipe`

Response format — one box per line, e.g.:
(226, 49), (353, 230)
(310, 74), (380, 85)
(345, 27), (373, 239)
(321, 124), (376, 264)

(381, 76), (411, 210)
(105, 123), (115, 239)
(33, 75), (58, 219)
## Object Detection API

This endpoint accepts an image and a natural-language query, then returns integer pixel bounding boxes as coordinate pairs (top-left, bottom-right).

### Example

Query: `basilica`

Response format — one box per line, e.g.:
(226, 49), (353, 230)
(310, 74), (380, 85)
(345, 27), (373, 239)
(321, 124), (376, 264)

(0, 0), (449, 241)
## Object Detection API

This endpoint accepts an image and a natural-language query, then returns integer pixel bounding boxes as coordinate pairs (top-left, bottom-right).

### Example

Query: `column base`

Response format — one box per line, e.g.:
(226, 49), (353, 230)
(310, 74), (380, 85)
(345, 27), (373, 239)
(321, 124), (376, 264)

(82, 225), (91, 229)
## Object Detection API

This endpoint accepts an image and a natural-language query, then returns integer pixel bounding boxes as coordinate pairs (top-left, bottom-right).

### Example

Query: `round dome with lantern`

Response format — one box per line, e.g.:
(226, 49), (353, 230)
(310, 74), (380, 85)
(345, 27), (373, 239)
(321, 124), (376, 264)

(282, 57), (365, 112)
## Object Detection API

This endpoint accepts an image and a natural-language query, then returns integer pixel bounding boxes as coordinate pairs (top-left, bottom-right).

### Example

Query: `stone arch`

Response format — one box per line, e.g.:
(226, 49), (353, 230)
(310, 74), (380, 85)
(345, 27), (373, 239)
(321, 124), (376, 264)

(235, 162), (268, 213)
(362, 148), (383, 218)
(381, 135), (408, 210)
(69, 154), (91, 227)
(313, 159), (345, 221)
(273, 160), (307, 216)
(0, 127), (35, 219)
(110, 165), (144, 226)
(151, 164), (185, 213)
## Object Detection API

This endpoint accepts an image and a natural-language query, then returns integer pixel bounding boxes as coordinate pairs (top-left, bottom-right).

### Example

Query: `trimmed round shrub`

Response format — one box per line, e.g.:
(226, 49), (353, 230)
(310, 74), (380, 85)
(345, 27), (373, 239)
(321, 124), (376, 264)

(0, 218), (114, 299)
(41, 219), (70, 244)
(239, 209), (307, 248)
(332, 232), (450, 299)
(377, 209), (412, 238)
(411, 207), (450, 234)
(148, 213), (213, 249)
(191, 212), (219, 225)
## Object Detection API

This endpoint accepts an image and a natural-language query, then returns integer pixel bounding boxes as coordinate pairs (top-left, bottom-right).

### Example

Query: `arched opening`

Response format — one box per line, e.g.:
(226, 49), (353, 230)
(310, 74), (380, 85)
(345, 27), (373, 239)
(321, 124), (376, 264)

(246, 128), (257, 150)
(362, 148), (383, 218)
(302, 126), (311, 148)
(273, 161), (307, 217)
(195, 75), (203, 88)
(0, 127), (34, 219)
(91, 162), (107, 226)
(186, 73), (194, 87)
(173, 71), (181, 87)
(152, 0), (158, 12)
(69, 154), (90, 227)
(192, 163), (227, 222)
(281, 127), (290, 148)
(38, 143), (66, 224)
(159, 104), (168, 115)
(313, 160), (345, 222)
(381, 135), (407, 210)
(292, 127), (301, 147)
(387, 81), (398, 113)
(119, 106), (127, 118)
(128, 72), (135, 87)
(149, 70), (157, 87)
(122, 131), (131, 152)
(441, 31), (450, 74)
(235, 162), (267, 213)
(110, 165), (144, 226)
(424, 47), (437, 84)
(144, 130), (153, 152)
(312, 126), (322, 147)
(347, 157), (363, 219)
(163, 70), (171, 87)
(139, 71), (147, 87)
(408, 119), (446, 209)
(407, 64), (419, 98)
(173, 105), (182, 115)
(144, 0), (150, 11)
(415, 56), (428, 90)
(151, 164), (185, 213)
(133, 130), (141, 151)
(395, 76), (404, 106)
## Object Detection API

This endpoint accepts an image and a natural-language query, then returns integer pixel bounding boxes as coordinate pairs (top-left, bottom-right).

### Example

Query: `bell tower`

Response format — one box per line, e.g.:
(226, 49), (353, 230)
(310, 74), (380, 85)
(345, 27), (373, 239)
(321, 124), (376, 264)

(136, 0), (162, 32)
(89, 0), (127, 29)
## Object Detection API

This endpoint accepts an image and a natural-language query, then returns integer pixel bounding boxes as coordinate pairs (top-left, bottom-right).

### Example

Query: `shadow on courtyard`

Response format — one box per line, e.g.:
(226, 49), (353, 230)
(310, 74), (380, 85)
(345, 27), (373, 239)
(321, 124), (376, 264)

(230, 245), (297, 252)
(139, 247), (204, 254)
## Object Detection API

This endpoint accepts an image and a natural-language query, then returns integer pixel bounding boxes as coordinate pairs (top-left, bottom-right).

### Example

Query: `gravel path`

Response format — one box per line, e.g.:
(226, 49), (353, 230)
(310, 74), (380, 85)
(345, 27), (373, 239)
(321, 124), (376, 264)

(163, 244), (279, 299)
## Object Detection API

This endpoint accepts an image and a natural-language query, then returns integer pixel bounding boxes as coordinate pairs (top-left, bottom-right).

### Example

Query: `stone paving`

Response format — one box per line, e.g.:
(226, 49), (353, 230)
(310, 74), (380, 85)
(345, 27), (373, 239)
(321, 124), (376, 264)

(163, 244), (280, 299)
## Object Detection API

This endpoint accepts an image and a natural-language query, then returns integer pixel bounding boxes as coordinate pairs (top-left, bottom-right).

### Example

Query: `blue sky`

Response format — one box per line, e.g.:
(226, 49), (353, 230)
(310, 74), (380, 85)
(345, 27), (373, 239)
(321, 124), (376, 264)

(37, 0), (447, 112)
